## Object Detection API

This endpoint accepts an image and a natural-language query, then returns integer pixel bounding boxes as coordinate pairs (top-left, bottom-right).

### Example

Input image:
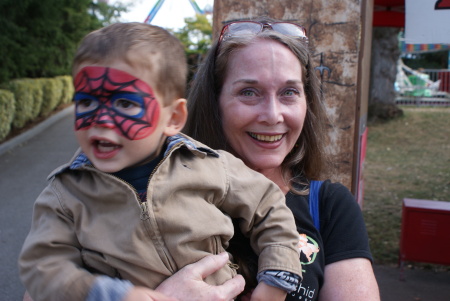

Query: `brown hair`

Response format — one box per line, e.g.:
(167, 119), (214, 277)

(184, 17), (328, 194)
(73, 22), (187, 105)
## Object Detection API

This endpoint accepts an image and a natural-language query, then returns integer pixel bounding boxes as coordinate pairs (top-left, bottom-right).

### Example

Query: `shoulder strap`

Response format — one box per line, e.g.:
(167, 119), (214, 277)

(309, 180), (324, 231)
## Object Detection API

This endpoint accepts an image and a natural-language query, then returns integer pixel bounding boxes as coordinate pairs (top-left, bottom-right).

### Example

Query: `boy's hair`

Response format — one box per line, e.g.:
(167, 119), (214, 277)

(73, 22), (187, 106)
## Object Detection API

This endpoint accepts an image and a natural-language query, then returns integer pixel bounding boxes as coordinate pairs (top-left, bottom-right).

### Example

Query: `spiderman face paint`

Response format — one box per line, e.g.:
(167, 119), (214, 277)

(73, 66), (160, 140)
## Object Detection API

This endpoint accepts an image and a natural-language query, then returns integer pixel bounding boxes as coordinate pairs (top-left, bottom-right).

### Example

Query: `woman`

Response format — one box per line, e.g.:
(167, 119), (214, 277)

(184, 17), (380, 300)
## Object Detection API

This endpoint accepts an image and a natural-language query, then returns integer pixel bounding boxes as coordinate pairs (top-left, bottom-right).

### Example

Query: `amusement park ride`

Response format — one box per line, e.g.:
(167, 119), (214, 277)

(143, 0), (211, 24)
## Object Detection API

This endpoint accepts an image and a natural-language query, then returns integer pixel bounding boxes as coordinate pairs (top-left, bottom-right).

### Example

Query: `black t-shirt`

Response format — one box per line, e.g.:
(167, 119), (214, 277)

(285, 180), (373, 301)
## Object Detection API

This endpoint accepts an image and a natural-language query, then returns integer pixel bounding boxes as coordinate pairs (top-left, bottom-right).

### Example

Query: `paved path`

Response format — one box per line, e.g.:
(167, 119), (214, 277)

(374, 264), (450, 301)
(0, 106), (78, 300)
(0, 106), (449, 300)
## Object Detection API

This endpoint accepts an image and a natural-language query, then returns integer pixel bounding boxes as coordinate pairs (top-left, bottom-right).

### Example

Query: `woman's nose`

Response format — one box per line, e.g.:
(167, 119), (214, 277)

(257, 96), (284, 124)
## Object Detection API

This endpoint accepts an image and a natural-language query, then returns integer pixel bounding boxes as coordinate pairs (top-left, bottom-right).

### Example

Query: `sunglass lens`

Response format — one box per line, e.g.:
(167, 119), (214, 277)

(226, 22), (262, 36)
(272, 23), (306, 38)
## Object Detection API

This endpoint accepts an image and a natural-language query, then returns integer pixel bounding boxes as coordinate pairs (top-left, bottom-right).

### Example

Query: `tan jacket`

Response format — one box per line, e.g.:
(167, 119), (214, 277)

(19, 134), (301, 301)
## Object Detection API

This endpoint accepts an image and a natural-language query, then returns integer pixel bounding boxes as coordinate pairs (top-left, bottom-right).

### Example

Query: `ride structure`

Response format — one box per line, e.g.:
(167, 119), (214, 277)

(144, 0), (206, 24)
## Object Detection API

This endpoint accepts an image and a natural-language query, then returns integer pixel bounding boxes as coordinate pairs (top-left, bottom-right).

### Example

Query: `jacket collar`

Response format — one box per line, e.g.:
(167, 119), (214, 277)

(48, 134), (219, 178)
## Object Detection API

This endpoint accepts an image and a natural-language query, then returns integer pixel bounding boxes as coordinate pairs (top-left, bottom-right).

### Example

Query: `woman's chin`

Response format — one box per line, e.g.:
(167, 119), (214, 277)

(246, 157), (284, 173)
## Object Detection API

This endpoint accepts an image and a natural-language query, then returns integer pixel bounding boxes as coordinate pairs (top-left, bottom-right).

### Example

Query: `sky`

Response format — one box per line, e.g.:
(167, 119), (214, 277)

(118, 0), (214, 30)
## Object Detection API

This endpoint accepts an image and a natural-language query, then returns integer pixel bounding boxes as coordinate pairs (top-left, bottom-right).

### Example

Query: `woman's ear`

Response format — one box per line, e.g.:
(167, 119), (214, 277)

(164, 98), (188, 136)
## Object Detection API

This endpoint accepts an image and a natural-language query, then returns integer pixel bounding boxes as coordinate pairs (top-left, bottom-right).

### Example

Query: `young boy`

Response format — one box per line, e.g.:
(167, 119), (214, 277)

(19, 23), (302, 301)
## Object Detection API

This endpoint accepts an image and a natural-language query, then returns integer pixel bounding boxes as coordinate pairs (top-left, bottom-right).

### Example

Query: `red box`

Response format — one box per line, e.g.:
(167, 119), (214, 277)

(400, 198), (450, 266)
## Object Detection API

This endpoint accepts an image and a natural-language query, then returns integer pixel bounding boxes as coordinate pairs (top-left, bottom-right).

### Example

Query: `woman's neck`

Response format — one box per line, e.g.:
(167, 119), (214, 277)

(259, 167), (290, 195)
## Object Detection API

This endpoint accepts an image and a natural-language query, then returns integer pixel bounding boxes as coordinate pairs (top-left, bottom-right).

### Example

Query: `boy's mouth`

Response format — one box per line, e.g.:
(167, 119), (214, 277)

(94, 140), (121, 153)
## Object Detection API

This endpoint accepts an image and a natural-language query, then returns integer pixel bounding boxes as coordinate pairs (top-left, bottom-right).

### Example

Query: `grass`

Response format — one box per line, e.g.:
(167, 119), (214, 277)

(363, 106), (450, 269)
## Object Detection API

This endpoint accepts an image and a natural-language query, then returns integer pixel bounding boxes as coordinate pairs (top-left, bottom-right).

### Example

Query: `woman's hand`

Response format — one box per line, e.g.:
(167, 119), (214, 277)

(23, 291), (33, 301)
(123, 287), (177, 301)
(156, 252), (245, 301)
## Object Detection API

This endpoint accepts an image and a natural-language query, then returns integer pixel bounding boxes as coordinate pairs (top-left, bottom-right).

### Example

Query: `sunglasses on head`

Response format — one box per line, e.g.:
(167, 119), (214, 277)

(217, 21), (308, 50)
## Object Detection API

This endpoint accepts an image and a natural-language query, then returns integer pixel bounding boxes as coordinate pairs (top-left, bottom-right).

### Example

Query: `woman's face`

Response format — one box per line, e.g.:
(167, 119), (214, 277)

(219, 39), (307, 175)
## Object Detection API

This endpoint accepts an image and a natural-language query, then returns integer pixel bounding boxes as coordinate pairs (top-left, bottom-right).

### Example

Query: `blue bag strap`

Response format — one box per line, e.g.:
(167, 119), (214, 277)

(309, 180), (323, 231)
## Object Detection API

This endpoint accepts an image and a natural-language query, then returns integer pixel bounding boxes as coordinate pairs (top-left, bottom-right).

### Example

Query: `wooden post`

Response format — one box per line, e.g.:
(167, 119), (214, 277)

(213, 0), (374, 201)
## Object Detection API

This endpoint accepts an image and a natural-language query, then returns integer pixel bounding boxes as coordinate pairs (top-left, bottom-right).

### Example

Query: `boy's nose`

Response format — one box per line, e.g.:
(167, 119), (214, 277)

(93, 108), (115, 129)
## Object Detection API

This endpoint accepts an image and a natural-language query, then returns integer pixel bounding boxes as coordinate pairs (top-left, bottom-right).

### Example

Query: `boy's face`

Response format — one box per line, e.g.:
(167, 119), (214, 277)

(73, 62), (178, 173)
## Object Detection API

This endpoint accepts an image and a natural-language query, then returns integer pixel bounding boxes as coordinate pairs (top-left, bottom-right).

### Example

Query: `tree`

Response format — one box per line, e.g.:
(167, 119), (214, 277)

(90, 0), (128, 26)
(0, 0), (128, 84)
(173, 14), (212, 82)
(368, 27), (404, 122)
(368, 27), (448, 122)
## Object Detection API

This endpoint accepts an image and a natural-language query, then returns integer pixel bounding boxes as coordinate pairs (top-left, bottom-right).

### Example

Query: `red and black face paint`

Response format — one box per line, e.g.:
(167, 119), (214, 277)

(73, 66), (160, 140)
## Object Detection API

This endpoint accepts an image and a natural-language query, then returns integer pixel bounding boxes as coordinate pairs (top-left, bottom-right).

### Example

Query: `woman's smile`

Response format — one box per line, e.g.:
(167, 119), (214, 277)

(248, 132), (284, 143)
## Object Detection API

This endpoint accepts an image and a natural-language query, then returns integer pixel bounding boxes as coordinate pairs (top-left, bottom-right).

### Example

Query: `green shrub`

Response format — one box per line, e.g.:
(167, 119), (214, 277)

(27, 78), (44, 119)
(57, 75), (74, 105)
(0, 89), (15, 141)
(4, 79), (34, 129)
(40, 78), (63, 117)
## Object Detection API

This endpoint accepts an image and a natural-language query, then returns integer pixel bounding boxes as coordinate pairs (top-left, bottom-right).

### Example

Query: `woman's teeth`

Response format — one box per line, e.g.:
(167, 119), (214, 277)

(249, 133), (283, 142)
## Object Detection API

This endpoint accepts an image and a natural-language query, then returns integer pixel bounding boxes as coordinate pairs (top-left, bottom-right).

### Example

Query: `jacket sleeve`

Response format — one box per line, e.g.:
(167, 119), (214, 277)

(217, 152), (302, 277)
(18, 178), (96, 301)
(87, 276), (133, 301)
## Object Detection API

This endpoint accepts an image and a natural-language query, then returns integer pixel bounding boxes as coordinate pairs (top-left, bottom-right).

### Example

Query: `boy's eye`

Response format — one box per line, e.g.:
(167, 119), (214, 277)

(111, 94), (145, 117)
(115, 98), (137, 109)
(74, 93), (99, 115)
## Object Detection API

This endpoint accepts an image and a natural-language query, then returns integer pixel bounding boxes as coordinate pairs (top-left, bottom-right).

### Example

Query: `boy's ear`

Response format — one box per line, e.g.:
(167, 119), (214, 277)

(164, 98), (188, 136)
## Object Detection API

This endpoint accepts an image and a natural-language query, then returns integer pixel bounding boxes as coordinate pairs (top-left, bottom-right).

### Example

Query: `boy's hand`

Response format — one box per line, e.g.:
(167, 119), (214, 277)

(123, 286), (176, 301)
(249, 282), (287, 301)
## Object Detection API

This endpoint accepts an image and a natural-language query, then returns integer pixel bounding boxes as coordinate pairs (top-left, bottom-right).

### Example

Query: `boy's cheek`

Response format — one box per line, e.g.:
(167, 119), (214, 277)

(74, 130), (89, 151)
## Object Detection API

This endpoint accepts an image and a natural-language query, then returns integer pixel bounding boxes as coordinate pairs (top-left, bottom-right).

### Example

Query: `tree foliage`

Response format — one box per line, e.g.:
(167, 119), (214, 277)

(0, 0), (128, 84)
(174, 14), (212, 56)
(403, 51), (449, 70)
(90, 0), (128, 26)
(173, 14), (212, 82)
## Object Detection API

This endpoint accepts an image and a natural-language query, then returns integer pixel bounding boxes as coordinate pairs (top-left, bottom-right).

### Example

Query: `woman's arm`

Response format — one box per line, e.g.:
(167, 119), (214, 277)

(24, 253), (245, 301)
(25, 288), (176, 301)
(318, 258), (380, 301)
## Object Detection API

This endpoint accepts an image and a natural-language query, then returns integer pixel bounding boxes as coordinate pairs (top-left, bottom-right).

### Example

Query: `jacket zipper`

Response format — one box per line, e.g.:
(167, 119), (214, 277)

(82, 142), (183, 272)
(140, 201), (149, 220)
(140, 142), (183, 272)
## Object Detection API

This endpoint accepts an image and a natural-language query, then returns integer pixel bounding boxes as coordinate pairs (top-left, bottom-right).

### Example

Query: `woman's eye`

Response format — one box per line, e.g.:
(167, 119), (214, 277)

(240, 89), (256, 97)
(283, 89), (300, 96)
